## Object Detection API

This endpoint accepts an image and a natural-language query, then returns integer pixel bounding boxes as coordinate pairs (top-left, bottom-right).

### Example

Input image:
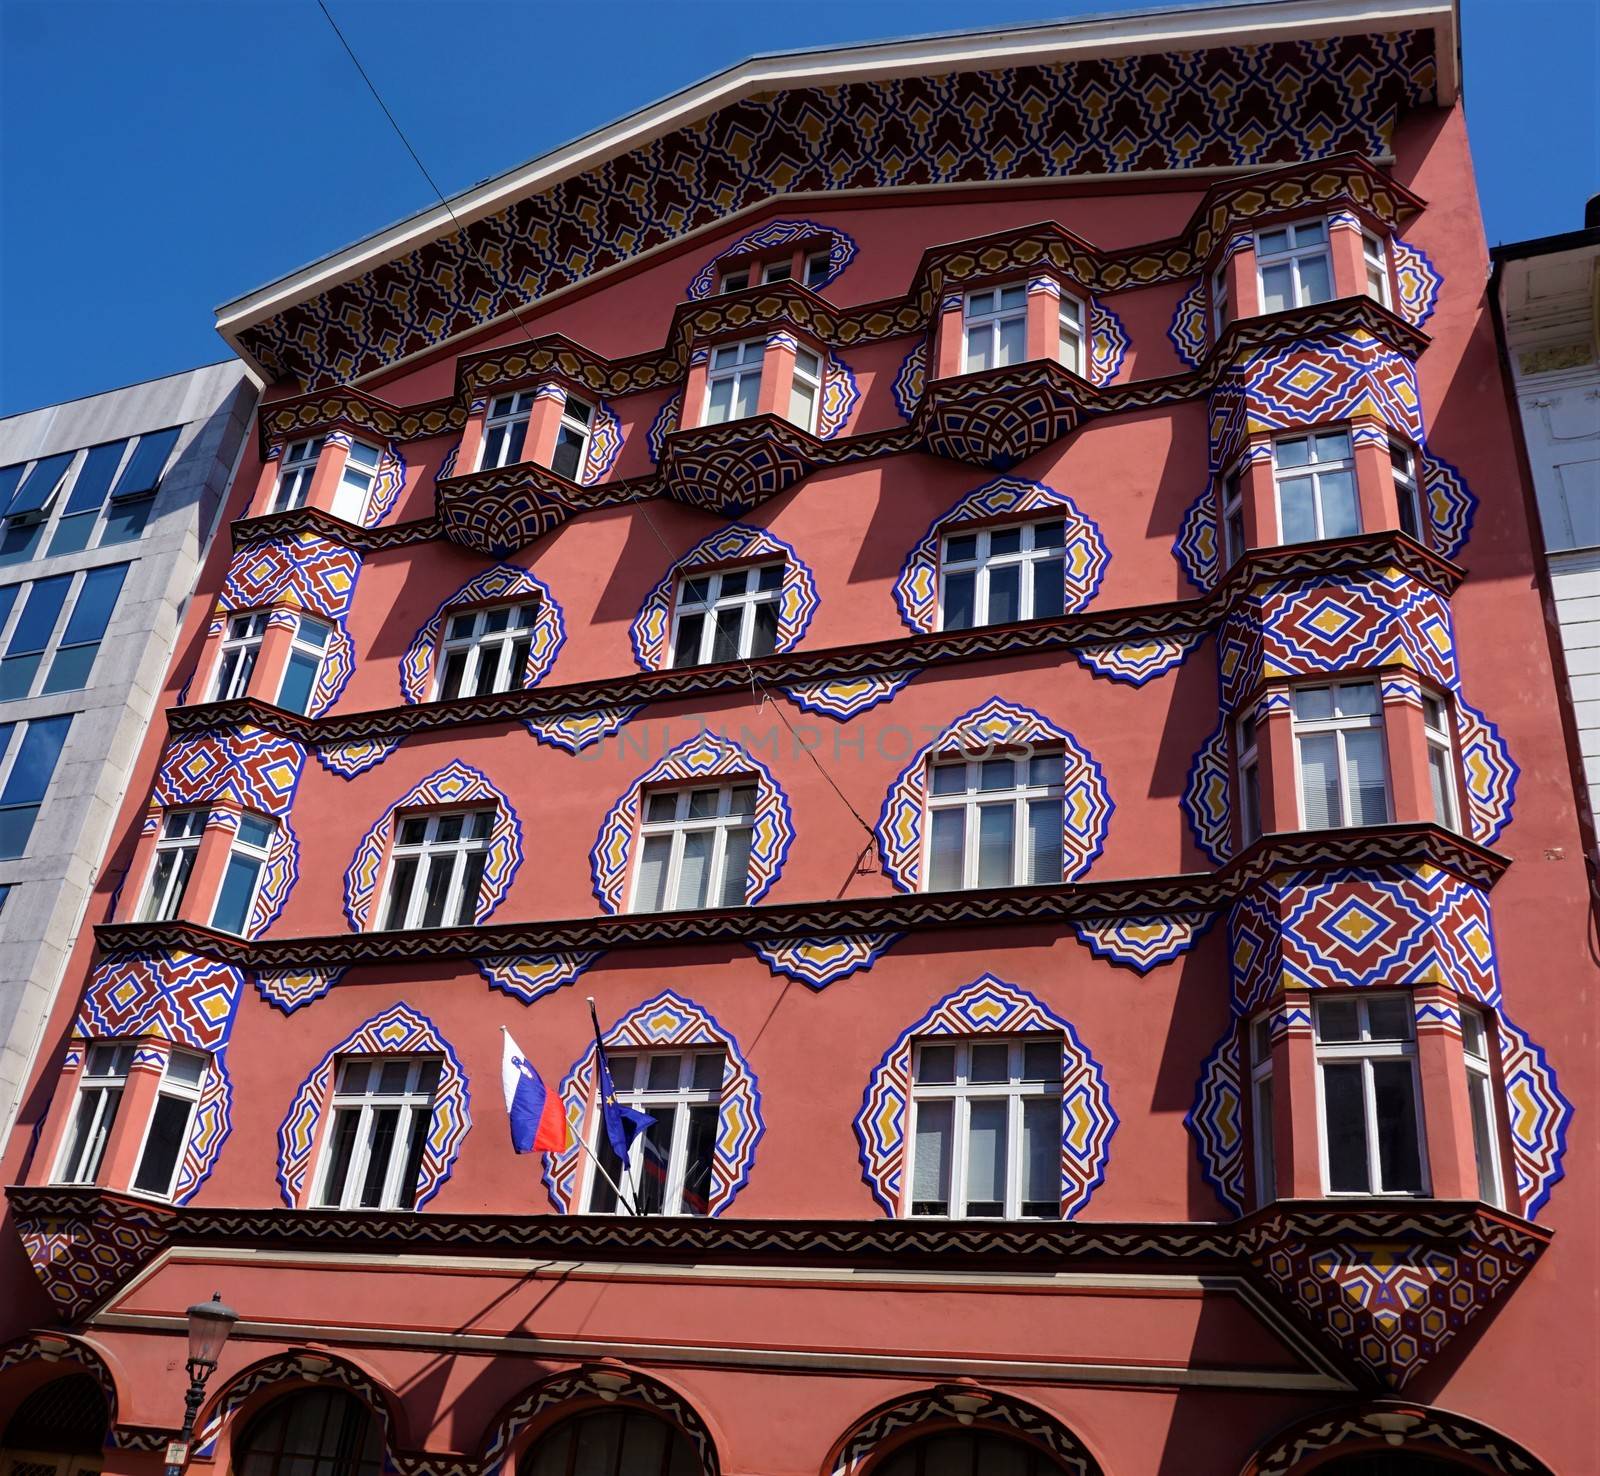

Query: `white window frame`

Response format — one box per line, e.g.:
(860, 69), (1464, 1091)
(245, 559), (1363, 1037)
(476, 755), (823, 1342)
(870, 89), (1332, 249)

(210, 611), (268, 702)
(803, 250), (830, 289)
(1363, 230), (1392, 308)
(209, 812), (276, 935)
(1212, 263), (1230, 338)
(1249, 1016), (1277, 1206)
(962, 282), (1029, 373)
(630, 782), (756, 913)
(581, 1049), (726, 1217)
(479, 391), (534, 471)
(128, 1049), (209, 1200)
(717, 264), (751, 293)
(703, 339), (765, 425)
(1057, 293), (1085, 375)
(1255, 217), (1334, 313)
(313, 1055), (441, 1211)
(139, 808), (206, 922)
(433, 601), (537, 700)
(1461, 1007), (1505, 1208)
(937, 518), (1067, 631)
(274, 613), (333, 714)
(1222, 465), (1246, 567)
(379, 808), (494, 930)
(1274, 430), (1360, 544)
(1391, 439), (1424, 543)
(550, 395), (593, 481)
(329, 440), (381, 525)
(923, 750), (1065, 891)
(53, 1042), (134, 1185)
(1237, 712), (1262, 845)
(904, 1035), (1063, 1220)
(1291, 681), (1391, 829)
(1422, 692), (1461, 832)
(760, 258), (793, 284)
(1312, 993), (1429, 1197)
(669, 563), (783, 668)
(789, 348), (822, 433)
(271, 437), (324, 513)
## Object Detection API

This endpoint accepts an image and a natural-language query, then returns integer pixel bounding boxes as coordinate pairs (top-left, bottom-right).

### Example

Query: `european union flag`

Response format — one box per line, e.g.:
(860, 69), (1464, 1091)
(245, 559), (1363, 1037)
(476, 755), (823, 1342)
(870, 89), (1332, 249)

(596, 1042), (656, 1162)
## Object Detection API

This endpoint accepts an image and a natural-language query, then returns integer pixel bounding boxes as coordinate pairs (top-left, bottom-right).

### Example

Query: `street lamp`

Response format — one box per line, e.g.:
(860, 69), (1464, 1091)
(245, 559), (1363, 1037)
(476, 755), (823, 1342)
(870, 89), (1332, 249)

(162, 1292), (238, 1476)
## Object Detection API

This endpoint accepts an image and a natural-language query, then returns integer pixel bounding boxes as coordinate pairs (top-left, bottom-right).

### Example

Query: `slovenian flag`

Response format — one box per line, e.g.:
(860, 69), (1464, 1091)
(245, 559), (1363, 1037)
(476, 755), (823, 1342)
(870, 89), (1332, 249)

(502, 1031), (568, 1153)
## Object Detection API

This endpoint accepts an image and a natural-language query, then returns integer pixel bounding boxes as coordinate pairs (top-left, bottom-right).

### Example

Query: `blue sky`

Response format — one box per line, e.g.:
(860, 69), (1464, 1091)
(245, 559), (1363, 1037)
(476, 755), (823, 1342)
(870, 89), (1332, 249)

(1, 0), (1595, 416)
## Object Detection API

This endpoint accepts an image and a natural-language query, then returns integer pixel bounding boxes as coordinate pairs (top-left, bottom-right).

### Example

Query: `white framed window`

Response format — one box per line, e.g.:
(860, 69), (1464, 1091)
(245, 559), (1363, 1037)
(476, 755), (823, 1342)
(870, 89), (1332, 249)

(379, 809), (494, 930)
(1057, 294), (1084, 374)
(925, 751), (1064, 891)
(1222, 466), (1246, 567)
(210, 813), (275, 935)
(1363, 231), (1392, 307)
(1461, 1007), (1505, 1208)
(717, 265), (751, 293)
(329, 440), (381, 524)
(761, 258), (793, 284)
(584, 1050), (725, 1216)
(550, 395), (593, 481)
(271, 437), (324, 513)
(1256, 218), (1333, 313)
(275, 614), (333, 716)
(434, 601), (536, 700)
(1391, 440), (1423, 543)
(804, 250), (830, 289)
(139, 808), (206, 922)
(671, 563), (782, 668)
(130, 1050), (209, 1199)
(1275, 430), (1359, 543)
(906, 1036), (1062, 1219)
(1249, 1015), (1277, 1206)
(210, 612), (268, 702)
(1238, 712), (1262, 844)
(962, 283), (1028, 372)
(1212, 263), (1229, 337)
(789, 348), (822, 432)
(704, 340), (764, 424)
(480, 392), (534, 470)
(632, 783), (755, 912)
(939, 519), (1066, 631)
(1313, 993), (1427, 1196)
(1423, 693), (1461, 832)
(1292, 682), (1390, 829)
(54, 1042), (133, 1185)
(314, 1056), (441, 1210)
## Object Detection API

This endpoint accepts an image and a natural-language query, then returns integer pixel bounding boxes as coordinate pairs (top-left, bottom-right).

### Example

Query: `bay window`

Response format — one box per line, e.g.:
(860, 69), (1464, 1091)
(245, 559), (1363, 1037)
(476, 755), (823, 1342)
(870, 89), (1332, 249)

(632, 783), (755, 912)
(1275, 430), (1359, 543)
(585, 1050), (724, 1216)
(1313, 993), (1427, 1196)
(435, 601), (536, 700)
(906, 1036), (1062, 1219)
(314, 1056), (440, 1210)
(1237, 713), (1262, 844)
(210, 813), (276, 935)
(329, 440), (381, 524)
(1391, 440), (1423, 542)
(789, 348), (822, 433)
(54, 1043), (133, 1185)
(1256, 219), (1332, 313)
(139, 809), (205, 922)
(1249, 1016), (1277, 1205)
(704, 340), (764, 424)
(939, 519), (1066, 630)
(671, 563), (782, 667)
(1057, 294), (1084, 374)
(211, 612), (267, 702)
(962, 284), (1028, 372)
(1212, 263), (1229, 337)
(480, 392), (533, 470)
(130, 1050), (209, 1198)
(1423, 693), (1461, 831)
(275, 614), (333, 715)
(271, 438), (323, 513)
(550, 396), (593, 481)
(1292, 682), (1390, 828)
(380, 809), (493, 930)
(1363, 230), (1392, 307)
(925, 751), (1064, 891)
(1222, 467), (1246, 567)
(1461, 1007), (1505, 1208)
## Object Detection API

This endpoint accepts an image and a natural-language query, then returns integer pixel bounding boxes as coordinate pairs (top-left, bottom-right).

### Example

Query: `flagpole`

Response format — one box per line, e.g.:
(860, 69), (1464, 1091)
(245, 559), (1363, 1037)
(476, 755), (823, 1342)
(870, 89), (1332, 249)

(586, 996), (645, 1217)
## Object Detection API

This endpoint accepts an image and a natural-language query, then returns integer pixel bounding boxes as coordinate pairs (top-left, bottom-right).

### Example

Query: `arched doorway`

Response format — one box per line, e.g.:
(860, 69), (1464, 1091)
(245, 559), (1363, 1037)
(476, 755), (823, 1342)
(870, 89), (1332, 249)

(517, 1407), (698, 1476)
(872, 1429), (1071, 1476)
(0, 1373), (109, 1474)
(231, 1388), (383, 1476)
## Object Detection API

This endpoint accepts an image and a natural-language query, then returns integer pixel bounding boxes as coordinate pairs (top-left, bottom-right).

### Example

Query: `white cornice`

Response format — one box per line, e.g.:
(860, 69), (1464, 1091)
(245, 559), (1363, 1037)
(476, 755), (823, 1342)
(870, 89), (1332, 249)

(215, 0), (1455, 355)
